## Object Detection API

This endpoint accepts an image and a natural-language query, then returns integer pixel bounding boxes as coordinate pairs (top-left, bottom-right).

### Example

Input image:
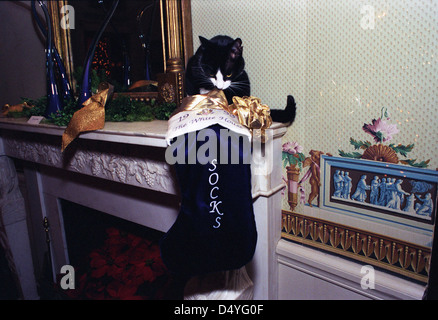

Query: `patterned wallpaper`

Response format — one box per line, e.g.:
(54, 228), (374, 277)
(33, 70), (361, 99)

(190, 0), (438, 212)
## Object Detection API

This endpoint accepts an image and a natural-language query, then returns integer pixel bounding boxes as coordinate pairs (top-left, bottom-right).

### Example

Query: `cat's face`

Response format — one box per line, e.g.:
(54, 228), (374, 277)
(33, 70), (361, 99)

(198, 36), (245, 91)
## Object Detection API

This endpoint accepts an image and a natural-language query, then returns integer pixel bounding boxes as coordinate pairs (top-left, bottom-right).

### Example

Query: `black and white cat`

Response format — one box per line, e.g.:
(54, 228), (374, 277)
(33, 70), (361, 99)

(185, 35), (296, 124)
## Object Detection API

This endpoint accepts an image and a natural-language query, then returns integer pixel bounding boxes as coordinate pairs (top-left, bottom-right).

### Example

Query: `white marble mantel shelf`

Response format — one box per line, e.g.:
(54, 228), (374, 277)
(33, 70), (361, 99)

(0, 116), (287, 300)
(0, 116), (288, 147)
(0, 117), (170, 147)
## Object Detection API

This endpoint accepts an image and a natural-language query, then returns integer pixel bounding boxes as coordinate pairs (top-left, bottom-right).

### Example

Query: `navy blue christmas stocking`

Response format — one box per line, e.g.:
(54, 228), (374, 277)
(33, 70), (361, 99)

(160, 124), (257, 276)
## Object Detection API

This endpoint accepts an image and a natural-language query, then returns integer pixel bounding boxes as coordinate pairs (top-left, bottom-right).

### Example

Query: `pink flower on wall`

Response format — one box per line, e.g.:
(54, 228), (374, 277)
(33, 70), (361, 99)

(362, 118), (399, 143)
(282, 141), (304, 155)
(339, 108), (430, 168)
(282, 142), (306, 170)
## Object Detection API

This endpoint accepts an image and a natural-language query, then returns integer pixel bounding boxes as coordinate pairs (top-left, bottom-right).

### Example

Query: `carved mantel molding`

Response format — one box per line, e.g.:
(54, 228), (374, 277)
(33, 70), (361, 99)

(4, 131), (174, 193)
(2, 129), (177, 195)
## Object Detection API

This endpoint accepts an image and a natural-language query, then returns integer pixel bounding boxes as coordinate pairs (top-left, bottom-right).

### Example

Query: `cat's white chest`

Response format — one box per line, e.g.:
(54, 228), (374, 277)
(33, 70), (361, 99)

(210, 70), (231, 90)
(200, 70), (231, 94)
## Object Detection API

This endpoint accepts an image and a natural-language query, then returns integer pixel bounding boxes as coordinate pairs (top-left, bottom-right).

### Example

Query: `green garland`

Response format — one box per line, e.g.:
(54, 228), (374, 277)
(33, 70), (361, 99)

(9, 95), (175, 126)
(7, 67), (176, 125)
(104, 95), (175, 123)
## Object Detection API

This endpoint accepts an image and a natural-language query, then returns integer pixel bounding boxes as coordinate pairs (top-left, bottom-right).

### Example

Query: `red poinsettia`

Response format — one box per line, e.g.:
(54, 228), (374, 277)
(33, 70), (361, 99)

(89, 249), (126, 279)
(62, 227), (170, 300)
(106, 280), (143, 300)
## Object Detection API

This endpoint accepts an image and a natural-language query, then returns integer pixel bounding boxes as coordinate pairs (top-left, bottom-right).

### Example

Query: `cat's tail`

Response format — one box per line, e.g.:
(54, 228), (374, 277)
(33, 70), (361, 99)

(270, 95), (296, 124)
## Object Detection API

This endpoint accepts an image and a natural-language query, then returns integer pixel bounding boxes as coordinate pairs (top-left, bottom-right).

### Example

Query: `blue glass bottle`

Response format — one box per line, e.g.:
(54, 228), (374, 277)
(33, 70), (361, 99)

(78, 0), (119, 107)
(32, 1), (72, 103)
(38, 1), (63, 118)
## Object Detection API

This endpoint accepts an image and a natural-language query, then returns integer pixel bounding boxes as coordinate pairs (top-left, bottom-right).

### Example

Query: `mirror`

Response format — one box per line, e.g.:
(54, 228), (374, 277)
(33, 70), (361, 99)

(47, 0), (193, 105)
(69, 0), (164, 88)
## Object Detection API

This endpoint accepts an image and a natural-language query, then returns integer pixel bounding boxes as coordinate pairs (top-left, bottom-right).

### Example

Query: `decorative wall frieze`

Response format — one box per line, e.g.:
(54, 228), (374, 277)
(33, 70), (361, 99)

(321, 156), (438, 234)
(2, 130), (176, 195)
(281, 210), (431, 283)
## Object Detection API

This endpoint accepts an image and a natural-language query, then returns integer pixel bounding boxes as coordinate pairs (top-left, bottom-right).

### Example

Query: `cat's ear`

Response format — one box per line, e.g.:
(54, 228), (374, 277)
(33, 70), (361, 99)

(199, 36), (210, 47)
(230, 38), (243, 60)
(234, 38), (243, 47)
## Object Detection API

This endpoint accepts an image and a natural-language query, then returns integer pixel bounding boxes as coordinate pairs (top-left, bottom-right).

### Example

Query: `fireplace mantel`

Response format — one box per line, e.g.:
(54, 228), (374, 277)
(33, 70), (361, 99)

(0, 117), (288, 300)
